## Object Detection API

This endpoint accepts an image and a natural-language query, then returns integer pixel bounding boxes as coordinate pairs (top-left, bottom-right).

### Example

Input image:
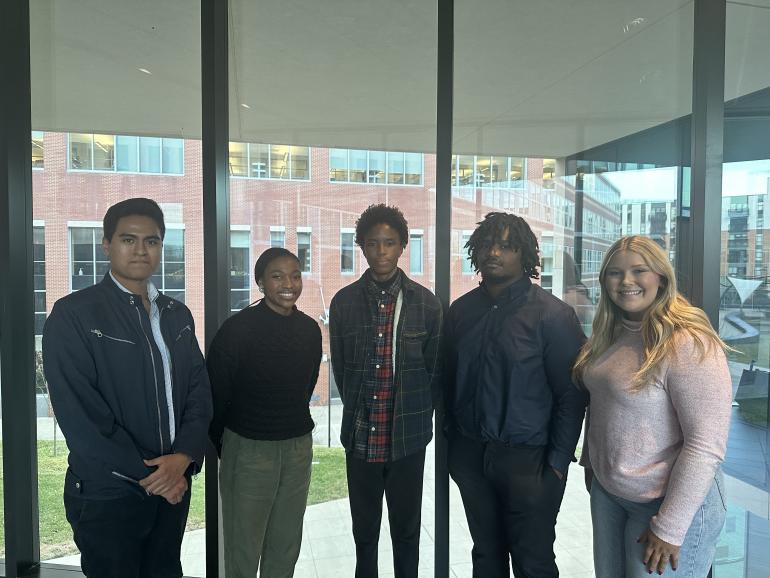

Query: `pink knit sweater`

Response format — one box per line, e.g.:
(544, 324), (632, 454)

(581, 320), (732, 545)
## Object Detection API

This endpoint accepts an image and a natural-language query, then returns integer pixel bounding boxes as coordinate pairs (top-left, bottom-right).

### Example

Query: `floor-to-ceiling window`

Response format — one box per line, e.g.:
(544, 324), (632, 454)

(713, 4), (770, 575)
(29, 0), (206, 572)
(225, 0), (438, 574)
(1, 0), (767, 576)
(449, 1), (694, 575)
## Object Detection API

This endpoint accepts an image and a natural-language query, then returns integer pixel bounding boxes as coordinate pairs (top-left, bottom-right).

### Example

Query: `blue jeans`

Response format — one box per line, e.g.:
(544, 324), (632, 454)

(590, 472), (726, 578)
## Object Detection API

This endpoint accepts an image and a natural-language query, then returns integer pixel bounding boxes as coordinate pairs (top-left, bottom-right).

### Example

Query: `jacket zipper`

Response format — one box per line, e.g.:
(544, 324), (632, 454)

(90, 329), (136, 345)
(160, 305), (175, 430)
(175, 324), (191, 342)
(133, 300), (165, 455)
(393, 298), (406, 453)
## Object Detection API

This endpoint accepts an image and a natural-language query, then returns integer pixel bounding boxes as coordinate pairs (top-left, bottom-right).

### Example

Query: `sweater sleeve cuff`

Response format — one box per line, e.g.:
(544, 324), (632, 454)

(649, 514), (686, 547)
(547, 449), (573, 475)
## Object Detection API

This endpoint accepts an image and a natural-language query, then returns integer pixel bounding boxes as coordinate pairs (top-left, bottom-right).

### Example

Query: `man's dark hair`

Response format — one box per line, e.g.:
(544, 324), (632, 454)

(254, 247), (301, 284)
(103, 198), (166, 242)
(354, 204), (409, 248)
(466, 212), (541, 279)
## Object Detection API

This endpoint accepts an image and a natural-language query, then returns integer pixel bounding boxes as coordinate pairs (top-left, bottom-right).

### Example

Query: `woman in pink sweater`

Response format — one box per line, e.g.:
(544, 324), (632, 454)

(573, 236), (732, 577)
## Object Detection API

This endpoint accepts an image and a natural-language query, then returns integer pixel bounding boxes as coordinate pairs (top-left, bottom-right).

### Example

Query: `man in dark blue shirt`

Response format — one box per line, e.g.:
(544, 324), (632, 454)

(444, 212), (586, 578)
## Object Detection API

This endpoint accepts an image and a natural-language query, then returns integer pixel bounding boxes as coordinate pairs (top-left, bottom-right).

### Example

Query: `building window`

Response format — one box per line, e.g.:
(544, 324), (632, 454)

(452, 155), (526, 190)
(297, 229), (311, 273)
(410, 232), (423, 275)
(69, 224), (186, 300)
(329, 149), (423, 185)
(93, 134), (115, 170)
(404, 153), (422, 185)
(542, 158), (556, 189)
(70, 227), (110, 291)
(461, 231), (473, 274)
(457, 155), (474, 186)
(368, 151), (386, 183)
(34, 225), (46, 337)
(162, 139), (184, 175)
(150, 228), (186, 302)
(387, 152), (405, 184)
(289, 145), (309, 180)
(350, 149), (367, 183)
(341, 230), (355, 274)
(510, 157), (525, 186)
(329, 149), (349, 181)
(229, 142), (248, 176)
(31, 131), (44, 169)
(68, 133), (184, 175)
(270, 227), (286, 248)
(230, 229), (251, 312)
(227, 142), (310, 180)
(116, 136), (139, 172)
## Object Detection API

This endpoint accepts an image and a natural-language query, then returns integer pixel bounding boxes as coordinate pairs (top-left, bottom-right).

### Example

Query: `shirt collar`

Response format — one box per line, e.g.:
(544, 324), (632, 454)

(480, 274), (531, 302)
(366, 268), (402, 300)
(109, 270), (159, 303)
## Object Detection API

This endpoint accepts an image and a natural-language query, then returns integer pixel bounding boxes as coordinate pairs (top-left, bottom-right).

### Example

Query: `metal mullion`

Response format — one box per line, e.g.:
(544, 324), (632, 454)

(684, 0), (726, 327)
(1, 0), (40, 574)
(201, 0), (230, 576)
(434, 0), (453, 575)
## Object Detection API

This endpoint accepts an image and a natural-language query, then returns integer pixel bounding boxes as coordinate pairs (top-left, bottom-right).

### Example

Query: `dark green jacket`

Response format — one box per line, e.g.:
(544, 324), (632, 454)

(329, 270), (442, 461)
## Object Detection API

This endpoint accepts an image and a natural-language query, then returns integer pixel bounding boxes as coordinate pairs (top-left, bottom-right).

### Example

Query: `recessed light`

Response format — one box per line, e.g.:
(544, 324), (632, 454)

(623, 17), (646, 34)
(138, 68), (153, 75)
(241, 103), (251, 109)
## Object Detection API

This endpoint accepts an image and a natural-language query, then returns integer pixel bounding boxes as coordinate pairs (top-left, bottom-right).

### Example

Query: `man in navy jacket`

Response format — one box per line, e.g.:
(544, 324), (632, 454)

(43, 198), (212, 578)
(444, 212), (586, 578)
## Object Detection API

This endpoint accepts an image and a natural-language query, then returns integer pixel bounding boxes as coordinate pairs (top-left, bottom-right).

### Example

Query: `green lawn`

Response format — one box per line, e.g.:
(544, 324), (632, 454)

(0, 441), (348, 560)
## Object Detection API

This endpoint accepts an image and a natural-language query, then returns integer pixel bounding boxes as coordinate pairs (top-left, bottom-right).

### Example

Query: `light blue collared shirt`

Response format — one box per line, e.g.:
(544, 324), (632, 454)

(110, 271), (176, 445)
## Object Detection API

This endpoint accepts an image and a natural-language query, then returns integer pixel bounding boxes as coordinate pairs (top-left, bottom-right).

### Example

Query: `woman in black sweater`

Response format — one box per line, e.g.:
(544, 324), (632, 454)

(207, 247), (322, 578)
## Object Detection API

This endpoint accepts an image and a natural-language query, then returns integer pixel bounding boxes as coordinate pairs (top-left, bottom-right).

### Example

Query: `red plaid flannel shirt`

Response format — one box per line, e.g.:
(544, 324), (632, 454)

(351, 272), (402, 462)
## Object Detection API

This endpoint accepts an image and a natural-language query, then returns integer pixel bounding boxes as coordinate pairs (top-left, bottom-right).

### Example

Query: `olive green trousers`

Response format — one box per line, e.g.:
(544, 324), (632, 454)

(220, 429), (312, 578)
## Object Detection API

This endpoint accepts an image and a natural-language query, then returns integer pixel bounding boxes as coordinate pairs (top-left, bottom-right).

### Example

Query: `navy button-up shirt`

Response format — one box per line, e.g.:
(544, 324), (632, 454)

(444, 276), (587, 473)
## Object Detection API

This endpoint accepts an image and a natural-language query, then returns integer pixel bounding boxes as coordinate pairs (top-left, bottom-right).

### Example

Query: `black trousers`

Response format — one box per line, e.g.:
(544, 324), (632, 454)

(64, 490), (191, 578)
(346, 449), (426, 578)
(448, 432), (567, 578)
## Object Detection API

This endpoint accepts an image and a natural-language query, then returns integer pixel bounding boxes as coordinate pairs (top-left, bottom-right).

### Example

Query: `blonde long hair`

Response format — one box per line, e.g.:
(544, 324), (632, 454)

(572, 236), (726, 390)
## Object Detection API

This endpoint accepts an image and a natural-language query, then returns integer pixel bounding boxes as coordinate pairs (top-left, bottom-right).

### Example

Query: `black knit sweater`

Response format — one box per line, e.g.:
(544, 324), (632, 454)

(206, 300), (322, 451)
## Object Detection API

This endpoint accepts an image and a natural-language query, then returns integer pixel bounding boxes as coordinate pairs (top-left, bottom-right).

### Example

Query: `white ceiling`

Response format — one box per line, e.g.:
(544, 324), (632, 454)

(29, 0), (770, 158)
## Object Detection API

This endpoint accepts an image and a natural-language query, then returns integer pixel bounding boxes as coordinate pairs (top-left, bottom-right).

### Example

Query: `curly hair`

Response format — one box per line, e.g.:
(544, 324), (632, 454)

(466, 212), (540, 279)
(355, 204), (409, 248)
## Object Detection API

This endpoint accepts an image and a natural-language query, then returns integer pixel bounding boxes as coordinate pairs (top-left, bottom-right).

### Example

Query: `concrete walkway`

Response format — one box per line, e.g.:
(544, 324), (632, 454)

(49, 430), (597, 577)
(35, 399), (770, 576)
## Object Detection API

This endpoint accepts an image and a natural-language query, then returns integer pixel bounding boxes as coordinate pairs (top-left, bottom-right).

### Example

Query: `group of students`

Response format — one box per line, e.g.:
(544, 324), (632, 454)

(42, 197), (732, 578)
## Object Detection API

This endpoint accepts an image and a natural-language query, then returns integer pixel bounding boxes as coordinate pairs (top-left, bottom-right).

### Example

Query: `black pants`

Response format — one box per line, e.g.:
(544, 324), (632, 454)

(64, 490), (191, 578)
(448, 433), (567, 578)
(346, 449), (426, 578)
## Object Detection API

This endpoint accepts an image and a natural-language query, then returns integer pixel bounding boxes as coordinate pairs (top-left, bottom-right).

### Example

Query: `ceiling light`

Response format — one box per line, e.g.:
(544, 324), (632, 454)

(623, 17), (646, 34)
(241, 103), (251, 109)
(138, 68), (152, 75)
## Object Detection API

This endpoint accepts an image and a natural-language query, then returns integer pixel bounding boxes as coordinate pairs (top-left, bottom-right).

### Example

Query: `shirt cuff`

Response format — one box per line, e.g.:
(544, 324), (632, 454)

(547, 449), (573, 475)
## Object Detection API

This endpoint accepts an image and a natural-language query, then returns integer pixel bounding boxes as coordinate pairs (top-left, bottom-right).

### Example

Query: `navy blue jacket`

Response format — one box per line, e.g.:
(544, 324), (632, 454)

(43, 274), (212, 498)
(444, 276), (587, 473)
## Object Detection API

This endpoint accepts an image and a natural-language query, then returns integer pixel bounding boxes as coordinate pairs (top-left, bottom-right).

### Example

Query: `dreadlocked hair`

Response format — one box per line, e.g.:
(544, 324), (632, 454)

(466, 212), (541, 279)
(355, 204), (409, 248)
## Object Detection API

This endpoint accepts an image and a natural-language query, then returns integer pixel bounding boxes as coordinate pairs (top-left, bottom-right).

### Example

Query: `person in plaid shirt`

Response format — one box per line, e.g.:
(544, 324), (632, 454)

(329, 204), (442, 578)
